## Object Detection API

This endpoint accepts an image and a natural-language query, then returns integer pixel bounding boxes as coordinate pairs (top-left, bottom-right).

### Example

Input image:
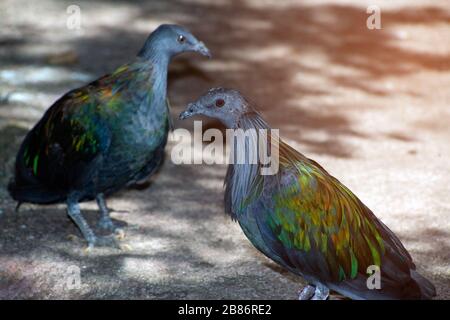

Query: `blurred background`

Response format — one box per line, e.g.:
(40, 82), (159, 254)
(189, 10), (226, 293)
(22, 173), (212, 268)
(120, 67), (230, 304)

(0, 0), (449, 299)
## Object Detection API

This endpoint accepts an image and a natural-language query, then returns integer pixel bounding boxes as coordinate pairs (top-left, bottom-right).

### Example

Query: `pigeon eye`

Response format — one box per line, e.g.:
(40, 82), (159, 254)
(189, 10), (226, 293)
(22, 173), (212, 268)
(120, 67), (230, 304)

(177, 35), (185, 43)
(215, 99), (225, 108)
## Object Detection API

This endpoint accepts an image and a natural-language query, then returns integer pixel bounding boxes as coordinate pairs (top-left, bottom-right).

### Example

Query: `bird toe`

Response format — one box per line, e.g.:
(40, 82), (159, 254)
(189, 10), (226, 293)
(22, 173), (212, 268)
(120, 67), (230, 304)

(96, 235), (121, 248)
(120, 244), (133, 251)
(83, 235), (121, 250)
(114, 228), (126, 240)
(298, 285), (316, 300)
(67, 234), (79, 242)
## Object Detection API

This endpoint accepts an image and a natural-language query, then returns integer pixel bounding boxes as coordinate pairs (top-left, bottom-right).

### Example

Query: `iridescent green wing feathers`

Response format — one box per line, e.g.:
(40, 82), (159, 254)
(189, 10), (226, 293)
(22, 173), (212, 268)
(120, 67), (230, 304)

(264, 143), (412, 283)
(18, 62), (150, 187)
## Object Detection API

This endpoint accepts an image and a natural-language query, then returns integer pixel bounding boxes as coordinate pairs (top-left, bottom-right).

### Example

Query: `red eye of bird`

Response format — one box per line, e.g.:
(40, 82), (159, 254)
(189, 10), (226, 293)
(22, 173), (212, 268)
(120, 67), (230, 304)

(215, 98), (225, 108)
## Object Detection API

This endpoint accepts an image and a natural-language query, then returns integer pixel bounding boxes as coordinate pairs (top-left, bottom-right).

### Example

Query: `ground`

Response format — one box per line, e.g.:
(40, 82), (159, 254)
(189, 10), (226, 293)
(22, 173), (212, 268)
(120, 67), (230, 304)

(0, 0), (449, 299)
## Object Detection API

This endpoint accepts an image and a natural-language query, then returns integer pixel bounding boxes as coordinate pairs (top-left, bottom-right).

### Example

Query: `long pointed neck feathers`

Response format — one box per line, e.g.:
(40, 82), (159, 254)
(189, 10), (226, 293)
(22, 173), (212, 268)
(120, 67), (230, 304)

(226, 112), (263, 216)
(225, 109), (310, 218)
(233, 109), (305, 168)
(237, 109), (309, 166)
(132, 40), (170, 115)
(226, 110), (304, 216)
(236, 110), (271, 130)
(141, 38), (170, 103)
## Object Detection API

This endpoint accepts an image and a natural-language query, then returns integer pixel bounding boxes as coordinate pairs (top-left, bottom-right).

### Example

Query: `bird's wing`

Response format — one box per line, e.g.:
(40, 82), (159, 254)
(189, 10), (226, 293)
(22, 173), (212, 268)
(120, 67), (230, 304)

(15, 72), (123, 191)
(166, 98), (174, 131)
(14, 60), (159, 199)
(256, 146), (414, 285)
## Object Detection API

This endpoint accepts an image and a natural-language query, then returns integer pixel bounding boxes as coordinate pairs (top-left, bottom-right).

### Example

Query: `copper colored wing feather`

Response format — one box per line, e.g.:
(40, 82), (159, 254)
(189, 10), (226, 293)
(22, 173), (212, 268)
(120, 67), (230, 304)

(259, 143), (414, 285)
(14, 72), (122, 194)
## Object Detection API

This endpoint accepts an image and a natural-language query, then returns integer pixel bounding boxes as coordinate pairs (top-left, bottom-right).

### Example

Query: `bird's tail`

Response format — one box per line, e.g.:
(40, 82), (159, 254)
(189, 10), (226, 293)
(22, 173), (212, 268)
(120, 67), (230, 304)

(8, 178), (64, 205)
(8, 126), (66, 205)
(410, 270), (436, 299)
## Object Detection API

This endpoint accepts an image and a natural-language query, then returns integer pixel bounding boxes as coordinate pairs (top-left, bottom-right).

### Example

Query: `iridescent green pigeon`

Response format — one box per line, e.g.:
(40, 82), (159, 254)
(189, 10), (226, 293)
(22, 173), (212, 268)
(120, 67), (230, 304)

(179, 88), (436, 300)
(8, 24), (210, 248)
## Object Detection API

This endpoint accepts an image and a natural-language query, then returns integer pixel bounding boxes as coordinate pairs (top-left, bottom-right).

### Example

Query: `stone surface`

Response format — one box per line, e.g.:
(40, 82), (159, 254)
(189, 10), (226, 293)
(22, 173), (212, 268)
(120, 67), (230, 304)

(0, 0), (449, 299)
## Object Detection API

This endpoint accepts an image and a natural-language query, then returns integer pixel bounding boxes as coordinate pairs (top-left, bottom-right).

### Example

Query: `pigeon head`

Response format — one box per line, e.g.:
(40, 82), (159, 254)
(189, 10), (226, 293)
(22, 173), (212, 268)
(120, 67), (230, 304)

(139, 24), (211, 60)
(180, 88), (250, 128)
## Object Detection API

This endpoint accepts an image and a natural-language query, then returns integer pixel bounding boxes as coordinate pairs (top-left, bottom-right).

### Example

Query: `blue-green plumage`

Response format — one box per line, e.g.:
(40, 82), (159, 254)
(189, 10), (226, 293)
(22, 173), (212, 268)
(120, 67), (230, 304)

(180, 88), (436, 300)
(8, 24), (211, 247)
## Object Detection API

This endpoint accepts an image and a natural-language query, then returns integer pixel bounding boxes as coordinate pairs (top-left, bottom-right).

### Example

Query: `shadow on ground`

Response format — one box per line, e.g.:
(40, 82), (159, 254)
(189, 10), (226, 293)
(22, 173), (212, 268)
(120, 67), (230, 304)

(0, 0), (449, 299)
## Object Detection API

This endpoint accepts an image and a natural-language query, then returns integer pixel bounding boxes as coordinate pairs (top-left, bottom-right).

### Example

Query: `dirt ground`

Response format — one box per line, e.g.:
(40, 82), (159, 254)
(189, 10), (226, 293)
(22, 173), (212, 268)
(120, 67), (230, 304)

(0, 0), (449, 299)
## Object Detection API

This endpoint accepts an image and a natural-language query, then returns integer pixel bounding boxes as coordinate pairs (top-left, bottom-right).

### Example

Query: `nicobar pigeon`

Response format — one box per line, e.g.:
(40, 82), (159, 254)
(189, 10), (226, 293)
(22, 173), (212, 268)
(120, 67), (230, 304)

(179, 88), (436, 300)
(8, 25), (211, 248)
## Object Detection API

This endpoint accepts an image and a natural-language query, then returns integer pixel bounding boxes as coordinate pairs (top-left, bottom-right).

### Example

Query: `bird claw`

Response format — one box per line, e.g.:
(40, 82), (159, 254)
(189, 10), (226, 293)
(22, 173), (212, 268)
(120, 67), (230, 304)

(97, 217), (127, 240)
(84, 245), (94, 254)
(84, 235), (121, 251)
(67, 234), (79, 242)
(120, 243), (133, 251)
(298, 285), (316, 300)
(114, 228), (126, 240)
(96, 235), (121, 248)
(298, 284), (329, 300)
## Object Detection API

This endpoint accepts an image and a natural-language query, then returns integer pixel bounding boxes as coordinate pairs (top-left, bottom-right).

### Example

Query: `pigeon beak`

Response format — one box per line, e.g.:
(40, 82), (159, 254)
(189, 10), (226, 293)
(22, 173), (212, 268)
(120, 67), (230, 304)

(179, 103), (198, 120)
(195, 42), (212, 58)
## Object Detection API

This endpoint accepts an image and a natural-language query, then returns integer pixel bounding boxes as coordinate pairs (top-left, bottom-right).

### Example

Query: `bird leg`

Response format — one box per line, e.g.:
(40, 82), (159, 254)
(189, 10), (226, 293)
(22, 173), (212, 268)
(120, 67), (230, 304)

(298, 285), (316, 300)
(67, 196), (119, 249)
(298, 283), (330, 300)
(311, 283), (330, 300)
(96, 193), (126, 240)
(67, 198), (96, 245)
(96, 193), (115, 231)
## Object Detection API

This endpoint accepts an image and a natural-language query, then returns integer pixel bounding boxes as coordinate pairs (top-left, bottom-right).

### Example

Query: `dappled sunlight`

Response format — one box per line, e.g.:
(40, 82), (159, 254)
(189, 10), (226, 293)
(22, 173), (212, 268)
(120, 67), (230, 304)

(0, 0), (449, 299)
(0, 66), (91, 86)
